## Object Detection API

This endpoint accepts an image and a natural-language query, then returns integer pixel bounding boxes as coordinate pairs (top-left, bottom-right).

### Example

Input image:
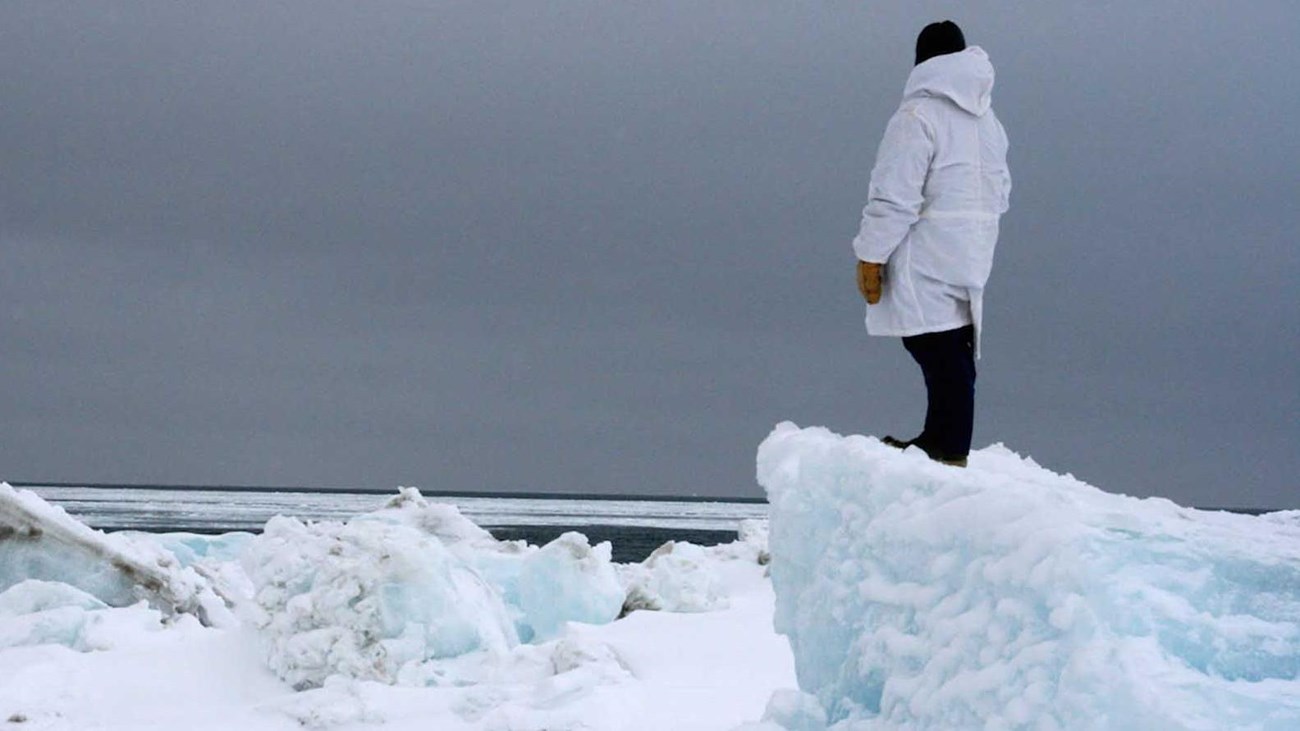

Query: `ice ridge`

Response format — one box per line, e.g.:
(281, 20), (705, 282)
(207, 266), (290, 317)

(758, 422), (1300, 730)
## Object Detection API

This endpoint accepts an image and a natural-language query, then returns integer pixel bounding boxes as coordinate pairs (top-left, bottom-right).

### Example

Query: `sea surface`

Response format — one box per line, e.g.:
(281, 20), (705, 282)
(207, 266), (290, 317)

(15, 483), (769, 563)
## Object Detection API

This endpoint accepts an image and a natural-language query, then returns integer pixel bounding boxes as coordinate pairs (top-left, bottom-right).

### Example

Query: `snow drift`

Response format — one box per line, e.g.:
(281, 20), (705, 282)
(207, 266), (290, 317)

(758, 423), (1300, 730)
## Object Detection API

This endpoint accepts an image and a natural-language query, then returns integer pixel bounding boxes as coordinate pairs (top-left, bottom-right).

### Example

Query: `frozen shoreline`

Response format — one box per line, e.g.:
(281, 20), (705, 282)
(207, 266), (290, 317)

(0, 482), (792, 730)
(5, 425), (1300, 730)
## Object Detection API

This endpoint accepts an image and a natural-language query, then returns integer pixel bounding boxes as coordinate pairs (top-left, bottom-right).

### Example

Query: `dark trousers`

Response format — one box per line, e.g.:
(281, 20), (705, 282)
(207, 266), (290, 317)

(901, 325), (976, 459)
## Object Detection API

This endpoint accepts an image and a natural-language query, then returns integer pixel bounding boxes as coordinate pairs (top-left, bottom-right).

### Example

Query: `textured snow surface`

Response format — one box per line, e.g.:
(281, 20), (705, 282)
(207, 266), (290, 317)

(618, 519), (768, 614)
(758, 422), (1300, 730)
(619, 540), (729, 613)
(242, 514), (521, 689)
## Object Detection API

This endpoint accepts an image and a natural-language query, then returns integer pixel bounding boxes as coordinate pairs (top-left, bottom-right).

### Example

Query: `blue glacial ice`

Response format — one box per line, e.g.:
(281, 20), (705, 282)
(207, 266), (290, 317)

(138, 531), (255, 567)
(757, 423), (1300, 730)
(517, 531), (625, 639)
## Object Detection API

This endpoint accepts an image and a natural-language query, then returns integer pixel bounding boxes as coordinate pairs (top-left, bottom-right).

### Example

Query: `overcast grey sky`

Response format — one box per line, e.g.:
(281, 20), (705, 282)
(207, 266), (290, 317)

(2, 2), (1297, 507)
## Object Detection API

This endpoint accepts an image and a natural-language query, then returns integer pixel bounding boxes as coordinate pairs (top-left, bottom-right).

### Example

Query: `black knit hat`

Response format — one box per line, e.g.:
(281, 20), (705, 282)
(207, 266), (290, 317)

(915, 21), (966, 66)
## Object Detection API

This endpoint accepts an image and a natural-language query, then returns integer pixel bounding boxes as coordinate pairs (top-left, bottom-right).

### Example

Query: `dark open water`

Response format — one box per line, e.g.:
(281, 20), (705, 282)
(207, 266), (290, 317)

(488, 526), (739, 563)
(15, 483), (1270, 564)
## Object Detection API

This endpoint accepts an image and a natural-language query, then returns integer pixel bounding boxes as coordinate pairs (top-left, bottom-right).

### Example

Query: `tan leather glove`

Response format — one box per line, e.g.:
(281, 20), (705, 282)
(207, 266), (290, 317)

(856, 261), (883, 305)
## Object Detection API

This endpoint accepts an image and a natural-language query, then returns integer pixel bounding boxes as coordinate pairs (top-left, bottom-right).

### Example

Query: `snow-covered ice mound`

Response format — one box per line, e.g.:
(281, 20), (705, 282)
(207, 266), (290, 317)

(757, 423), (1300, 730)
(242, 489), (626, 689)
(619, 518), (768, 615)
(619, 541), (730, 614)
(0, 483), (232, 627)
(243, 514), (520, 689)
(360, 487), (626, 642)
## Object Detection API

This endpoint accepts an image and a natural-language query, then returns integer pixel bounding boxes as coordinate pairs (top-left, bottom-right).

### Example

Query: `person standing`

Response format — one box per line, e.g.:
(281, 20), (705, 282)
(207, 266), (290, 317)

(852, 21), (1011, 467)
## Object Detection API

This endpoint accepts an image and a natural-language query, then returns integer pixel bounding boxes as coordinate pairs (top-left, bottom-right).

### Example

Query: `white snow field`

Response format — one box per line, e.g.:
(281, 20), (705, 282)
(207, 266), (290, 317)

(0, 483), (791, 730)
(4, 426), (1300, 730)
(757, 423), (1300, 730)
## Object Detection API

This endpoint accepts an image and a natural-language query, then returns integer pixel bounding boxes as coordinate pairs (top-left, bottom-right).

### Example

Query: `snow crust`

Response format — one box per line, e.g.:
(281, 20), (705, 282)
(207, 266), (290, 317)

(758, 423), (1300, 730)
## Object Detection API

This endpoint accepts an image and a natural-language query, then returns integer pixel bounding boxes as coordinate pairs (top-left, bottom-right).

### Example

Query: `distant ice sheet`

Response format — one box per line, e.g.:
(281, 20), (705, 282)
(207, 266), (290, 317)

(21, 485), (767, 532)
(758, 423), (1300, 730)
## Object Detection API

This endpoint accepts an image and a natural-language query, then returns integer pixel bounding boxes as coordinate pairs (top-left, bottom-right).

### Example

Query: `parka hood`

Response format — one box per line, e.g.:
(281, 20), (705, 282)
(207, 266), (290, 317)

(903, 46), (996, 117)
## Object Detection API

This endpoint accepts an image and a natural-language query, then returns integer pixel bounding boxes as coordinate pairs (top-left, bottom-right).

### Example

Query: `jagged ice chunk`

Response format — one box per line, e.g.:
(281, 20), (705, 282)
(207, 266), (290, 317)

(758, 423), (1300, 730)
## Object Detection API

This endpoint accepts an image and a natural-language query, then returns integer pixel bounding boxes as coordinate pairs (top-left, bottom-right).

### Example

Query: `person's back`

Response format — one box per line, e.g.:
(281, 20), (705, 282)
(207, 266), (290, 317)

(852, 21), (1010, 466)
(900, 49), (1010, 294)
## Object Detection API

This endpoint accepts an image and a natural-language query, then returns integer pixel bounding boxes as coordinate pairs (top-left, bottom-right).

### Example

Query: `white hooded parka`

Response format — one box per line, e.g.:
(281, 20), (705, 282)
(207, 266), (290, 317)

(852, 46), (1011, 356)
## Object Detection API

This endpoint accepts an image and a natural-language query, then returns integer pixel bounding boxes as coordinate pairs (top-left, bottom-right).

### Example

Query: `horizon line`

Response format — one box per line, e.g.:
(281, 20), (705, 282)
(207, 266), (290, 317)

(6, 480), (769, 505)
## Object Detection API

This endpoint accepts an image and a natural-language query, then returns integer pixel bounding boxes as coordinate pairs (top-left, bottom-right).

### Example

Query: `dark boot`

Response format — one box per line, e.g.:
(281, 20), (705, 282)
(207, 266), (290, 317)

(882, 435), (966, 467)
(910, 436), (969, 467)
